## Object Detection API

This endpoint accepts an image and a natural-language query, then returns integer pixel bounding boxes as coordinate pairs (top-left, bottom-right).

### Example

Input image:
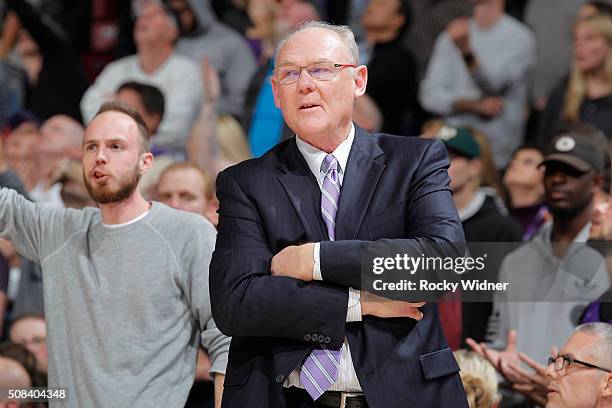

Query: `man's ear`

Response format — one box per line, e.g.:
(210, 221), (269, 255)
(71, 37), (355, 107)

(139, 152), (154, 175)
(601, 372), (612, 398)
(353, 65), (368, 98)
(270, 76), (281, 108)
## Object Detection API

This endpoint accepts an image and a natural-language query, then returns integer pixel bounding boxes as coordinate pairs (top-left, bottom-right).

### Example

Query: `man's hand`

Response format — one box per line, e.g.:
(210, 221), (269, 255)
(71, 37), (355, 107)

(202, 56), (221, 106)
(466, 330), (521, 372)
(361, 291), (425, 320)
(271, 243), (315, 281)
(447, 18), (471, 54)
(476, 97), (504, 119)
(453, 97), (504, 119)
(505, 352), (551, 407)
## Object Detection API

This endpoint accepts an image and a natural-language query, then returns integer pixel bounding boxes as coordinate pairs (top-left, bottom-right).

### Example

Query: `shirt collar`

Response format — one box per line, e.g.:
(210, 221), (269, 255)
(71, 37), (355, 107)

(295, 123), (355, 180)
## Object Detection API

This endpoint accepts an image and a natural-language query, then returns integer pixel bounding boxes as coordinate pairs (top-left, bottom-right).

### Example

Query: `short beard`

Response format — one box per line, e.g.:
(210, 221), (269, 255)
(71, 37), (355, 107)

(549, 196), (593, 220)
(83, 164), (141, 205)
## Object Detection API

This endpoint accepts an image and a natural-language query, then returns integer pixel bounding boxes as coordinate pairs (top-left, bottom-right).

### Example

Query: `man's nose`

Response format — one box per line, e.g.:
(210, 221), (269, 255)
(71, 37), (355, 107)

(169, 196), (182, 209)
(95, 148), (108, 164)
(296, 68), (315, 93)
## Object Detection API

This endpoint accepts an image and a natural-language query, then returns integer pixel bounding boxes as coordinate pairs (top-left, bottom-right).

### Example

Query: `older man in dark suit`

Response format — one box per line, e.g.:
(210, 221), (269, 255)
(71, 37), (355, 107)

(210, 21), (468, 408)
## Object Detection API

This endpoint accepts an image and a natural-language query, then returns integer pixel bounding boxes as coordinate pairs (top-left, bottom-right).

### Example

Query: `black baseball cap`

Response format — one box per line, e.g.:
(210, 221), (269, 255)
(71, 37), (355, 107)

(540, 132), (605, 173)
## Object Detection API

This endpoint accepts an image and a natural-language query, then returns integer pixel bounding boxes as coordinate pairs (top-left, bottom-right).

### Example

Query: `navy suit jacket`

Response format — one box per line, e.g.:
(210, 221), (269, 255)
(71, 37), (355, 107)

(210, 126), (469, 407)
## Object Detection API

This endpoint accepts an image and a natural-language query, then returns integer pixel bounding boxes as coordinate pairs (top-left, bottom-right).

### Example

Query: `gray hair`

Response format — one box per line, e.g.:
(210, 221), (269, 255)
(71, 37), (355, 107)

(576, 322), (612, 369)
(275, 21), (359, 65)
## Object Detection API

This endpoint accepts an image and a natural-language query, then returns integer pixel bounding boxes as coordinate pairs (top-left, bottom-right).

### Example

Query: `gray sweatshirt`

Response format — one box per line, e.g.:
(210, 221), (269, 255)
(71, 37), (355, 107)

(0, 188), (229, 407)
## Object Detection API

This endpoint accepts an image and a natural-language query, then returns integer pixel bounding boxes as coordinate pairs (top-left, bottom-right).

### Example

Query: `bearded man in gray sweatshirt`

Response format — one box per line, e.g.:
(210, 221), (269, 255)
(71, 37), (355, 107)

(0, 101), (229, 407)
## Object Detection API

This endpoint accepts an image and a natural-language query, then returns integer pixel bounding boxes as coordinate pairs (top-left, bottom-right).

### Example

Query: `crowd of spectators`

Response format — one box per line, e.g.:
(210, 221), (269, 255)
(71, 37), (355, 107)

(0, 0), (611, 407)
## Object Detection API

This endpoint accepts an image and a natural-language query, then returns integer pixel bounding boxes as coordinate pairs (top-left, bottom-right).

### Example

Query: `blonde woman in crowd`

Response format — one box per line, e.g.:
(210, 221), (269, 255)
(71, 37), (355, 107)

(454, 350), (500, 408)
(537, 15), (612, 143)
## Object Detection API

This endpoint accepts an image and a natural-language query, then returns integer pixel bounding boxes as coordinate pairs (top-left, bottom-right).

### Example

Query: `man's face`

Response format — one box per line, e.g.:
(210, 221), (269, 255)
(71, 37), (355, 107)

(543, 161), (597, 215)
(271, 27), (367, 147)
(116, 89), (160, 135)
(168, 0), (196, 33)
(448, 152), (480, 193)
(9, 317), (48, 373)
(503, 148), (545, 189)
(4, 124), (38, 166)
(82, 111), (148, 204)
(134, 3), (177, 47)
(37, 115), (82, 157)
(362, 0), (403, 33)
(546, 331), (610, 408)
(157, 167), (208, 215)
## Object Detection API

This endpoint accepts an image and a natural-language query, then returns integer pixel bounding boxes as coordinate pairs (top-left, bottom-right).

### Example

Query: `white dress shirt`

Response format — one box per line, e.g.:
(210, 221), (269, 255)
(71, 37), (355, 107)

(284, 124), (363, 392)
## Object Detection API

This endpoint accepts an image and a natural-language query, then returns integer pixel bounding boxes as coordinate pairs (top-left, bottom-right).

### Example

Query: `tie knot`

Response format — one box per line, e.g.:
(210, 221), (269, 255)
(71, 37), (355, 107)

(321, 154), (338, 174)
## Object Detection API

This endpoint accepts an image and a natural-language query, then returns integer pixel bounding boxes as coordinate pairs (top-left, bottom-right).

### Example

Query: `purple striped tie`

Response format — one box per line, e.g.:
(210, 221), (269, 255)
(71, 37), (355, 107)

(300, 154), (342, 400)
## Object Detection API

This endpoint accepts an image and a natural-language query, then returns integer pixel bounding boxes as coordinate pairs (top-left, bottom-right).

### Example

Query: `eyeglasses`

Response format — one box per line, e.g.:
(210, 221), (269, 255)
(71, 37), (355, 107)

(547, 354), (611, 373)
(274, 62), (357, 85)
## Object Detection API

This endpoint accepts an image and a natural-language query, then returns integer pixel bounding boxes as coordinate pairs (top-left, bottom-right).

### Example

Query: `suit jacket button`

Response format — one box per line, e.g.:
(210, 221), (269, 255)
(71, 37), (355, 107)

(275, 374), (285, 384)
(324, 336), (331, 344)
(304, 334), (311, 341)
(312, 333), (318, 341)
(318, 335), (325, 342)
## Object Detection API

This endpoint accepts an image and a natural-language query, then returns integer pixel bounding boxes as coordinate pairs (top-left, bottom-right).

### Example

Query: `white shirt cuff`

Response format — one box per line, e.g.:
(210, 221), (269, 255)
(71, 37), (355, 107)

(346, 288), (362, 322)
(313, 242), (322, 281)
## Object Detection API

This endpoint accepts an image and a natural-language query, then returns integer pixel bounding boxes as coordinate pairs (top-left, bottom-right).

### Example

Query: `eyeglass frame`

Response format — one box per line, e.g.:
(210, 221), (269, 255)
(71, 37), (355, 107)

(273, 62), (357, 85)
(547, 354), (611, 373)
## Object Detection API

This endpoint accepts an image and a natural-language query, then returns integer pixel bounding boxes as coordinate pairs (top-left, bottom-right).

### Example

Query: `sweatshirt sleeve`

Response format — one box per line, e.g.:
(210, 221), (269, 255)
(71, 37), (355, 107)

(0, 187), (68, 263)
(181, 217), (230, 375)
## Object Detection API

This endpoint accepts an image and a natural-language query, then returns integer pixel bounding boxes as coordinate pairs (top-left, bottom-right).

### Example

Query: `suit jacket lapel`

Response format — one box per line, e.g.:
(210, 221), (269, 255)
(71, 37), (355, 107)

(277, 139), (328, 242)
(335, 127), (385, 240)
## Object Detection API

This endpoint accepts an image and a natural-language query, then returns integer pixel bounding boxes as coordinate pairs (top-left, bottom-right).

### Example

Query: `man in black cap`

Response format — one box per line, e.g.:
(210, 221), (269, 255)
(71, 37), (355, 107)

(468, 127), (610, 406)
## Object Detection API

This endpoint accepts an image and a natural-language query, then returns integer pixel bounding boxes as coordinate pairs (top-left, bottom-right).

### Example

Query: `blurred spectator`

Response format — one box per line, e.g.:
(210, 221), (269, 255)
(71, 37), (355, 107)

(420, 0), (535, 169)
(3, 0), (89, 122)
(116, 81), (164, 142)
(55, 160), (95, 210)
(165, 0), (257, 119)
(584, 189), (612, 324)
(157, 162), (218, 226)
(0, 342), (46, 387)
(580, 0), (612, 19)
(404, 0), (472, 78)
(537, 15), (612, 144)
(435, 125), (522, 348)
(81, 0), (203, 157)
(524, 0), (586, 112)
(0, 154), (44, 320)
(36, 114), (83, 161)
(216, 115), (251, 165)
(325, 0), (370, 62)
(453, 349), (500, 408)
(545, 323), (612, 408)
(0, 61), (25, 128)
(18, 114), (85, 209)
(503, 144), (549, 241)
(115, 81), (175, 198)
(361, 0), (417, 134)
(422, 120), (505, 198)
(9, 314), (47, 374)
(437, 126), (522, 243)
(476, 130), (610, 374)
(155, 162), (223, 408)
(0, 356), (31, 406)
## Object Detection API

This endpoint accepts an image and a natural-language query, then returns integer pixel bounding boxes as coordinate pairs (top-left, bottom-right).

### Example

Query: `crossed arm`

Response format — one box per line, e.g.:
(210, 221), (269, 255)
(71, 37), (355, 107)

(209, 141), (464, 344)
